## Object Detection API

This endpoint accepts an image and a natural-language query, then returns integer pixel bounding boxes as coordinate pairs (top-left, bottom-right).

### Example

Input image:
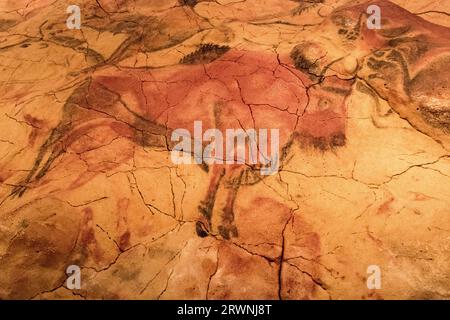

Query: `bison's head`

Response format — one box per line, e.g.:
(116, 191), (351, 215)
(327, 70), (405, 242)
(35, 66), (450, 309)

(290, 0), (437, 80)
(291, 0), (450, 148)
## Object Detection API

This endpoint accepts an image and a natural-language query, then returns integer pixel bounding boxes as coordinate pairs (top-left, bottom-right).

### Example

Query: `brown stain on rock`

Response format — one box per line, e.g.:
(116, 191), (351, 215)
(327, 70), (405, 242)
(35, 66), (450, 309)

(116, 198), (131, 251)
(281, 212), (323, 299)
(207, 242), (279, 300)
(0, 199), (79, 299)
(79, 207), (104, 263)
(377, 197), (395, 215)
(208, 198), (323, 300)
(24, 114), (46, 147)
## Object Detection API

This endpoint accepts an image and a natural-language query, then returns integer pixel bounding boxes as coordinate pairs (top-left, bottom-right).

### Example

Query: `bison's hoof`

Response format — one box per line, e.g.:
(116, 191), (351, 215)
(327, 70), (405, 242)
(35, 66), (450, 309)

(195, 221), (210, 238)
(218, 225), (238, 240)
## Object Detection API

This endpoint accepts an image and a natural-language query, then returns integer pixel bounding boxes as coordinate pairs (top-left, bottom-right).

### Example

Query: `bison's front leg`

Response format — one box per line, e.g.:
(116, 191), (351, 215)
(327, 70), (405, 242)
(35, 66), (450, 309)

(217, 181), (240, 240)
(196, 165), (243, 240)
(215, 166), (244, 240)
(196, 165), (225, 237)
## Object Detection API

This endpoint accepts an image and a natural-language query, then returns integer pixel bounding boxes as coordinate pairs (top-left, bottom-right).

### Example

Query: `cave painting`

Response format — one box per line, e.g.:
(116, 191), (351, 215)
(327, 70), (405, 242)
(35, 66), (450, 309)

(0, 0), (449, 300)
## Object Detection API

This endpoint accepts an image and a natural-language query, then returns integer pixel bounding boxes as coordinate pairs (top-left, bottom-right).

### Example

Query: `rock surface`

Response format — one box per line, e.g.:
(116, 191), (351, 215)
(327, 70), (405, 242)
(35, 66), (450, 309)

(0, 0), (449, 299)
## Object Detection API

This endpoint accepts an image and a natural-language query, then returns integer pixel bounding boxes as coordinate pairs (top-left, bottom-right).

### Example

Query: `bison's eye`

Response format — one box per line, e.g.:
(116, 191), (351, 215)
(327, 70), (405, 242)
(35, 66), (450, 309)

(318, 98), (331, 111)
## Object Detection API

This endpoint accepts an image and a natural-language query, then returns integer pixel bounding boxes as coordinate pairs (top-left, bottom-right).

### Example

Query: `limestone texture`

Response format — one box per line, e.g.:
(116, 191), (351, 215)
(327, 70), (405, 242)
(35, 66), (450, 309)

(0, 0), (449, 299)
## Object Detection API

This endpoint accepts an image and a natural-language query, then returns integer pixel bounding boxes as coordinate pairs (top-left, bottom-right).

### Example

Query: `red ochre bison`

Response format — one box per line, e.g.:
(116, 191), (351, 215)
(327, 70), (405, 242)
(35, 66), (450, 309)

(10, 47), (353, 240)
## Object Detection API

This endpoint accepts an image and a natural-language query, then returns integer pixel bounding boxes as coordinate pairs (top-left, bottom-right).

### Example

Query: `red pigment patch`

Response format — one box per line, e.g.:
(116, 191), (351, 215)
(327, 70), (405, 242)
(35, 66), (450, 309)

(93, 49), (350, 150)
(24, 114), (46, 147)
(79, 207), (103, 262)
(377, 197), (395, 215)
(208, 242), (279, 299)
(116, 198), (131, 250)
(80, 207), (95, 245)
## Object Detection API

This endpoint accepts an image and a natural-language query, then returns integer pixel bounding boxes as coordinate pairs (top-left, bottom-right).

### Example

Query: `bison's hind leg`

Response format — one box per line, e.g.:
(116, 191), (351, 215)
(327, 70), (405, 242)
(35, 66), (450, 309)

(8, 82), (91, 198)
(10, 126), (66, 198)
